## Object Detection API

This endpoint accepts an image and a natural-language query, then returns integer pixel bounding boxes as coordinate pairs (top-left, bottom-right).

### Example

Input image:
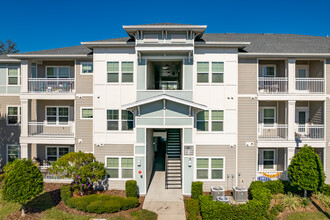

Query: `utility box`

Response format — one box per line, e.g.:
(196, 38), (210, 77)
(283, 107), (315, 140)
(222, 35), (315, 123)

(233, 186), (248, 202)
(210, 186), (225, 201)
(216, 196), (229, 204)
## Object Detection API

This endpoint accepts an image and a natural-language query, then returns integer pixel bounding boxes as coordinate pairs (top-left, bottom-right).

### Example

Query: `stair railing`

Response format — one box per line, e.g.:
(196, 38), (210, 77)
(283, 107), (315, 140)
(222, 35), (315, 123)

(165, 153), (168, 189)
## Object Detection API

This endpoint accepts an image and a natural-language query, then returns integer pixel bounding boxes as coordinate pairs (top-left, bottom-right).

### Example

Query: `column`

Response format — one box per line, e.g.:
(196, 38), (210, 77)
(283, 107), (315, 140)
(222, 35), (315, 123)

(288, 100), (296, 141)
(288, 59), (296, 93)
(21, 99), (29, 137)
(20, 60), (32, 93)
(287, 147), (295, 168)
(20, 143), (28, 159)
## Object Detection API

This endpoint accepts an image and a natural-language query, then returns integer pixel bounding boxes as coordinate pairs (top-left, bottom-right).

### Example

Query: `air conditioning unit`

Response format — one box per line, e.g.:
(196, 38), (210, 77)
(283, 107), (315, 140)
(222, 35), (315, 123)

(216, 196), (229, 204)
(233, 186), (248, 202)
(210, 186), (225, 201)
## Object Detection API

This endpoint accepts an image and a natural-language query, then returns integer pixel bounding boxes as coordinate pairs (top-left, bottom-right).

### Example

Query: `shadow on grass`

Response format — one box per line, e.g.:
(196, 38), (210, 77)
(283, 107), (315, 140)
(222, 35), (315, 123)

(25, 189), (60, 214)
(311, 199), (330, 219)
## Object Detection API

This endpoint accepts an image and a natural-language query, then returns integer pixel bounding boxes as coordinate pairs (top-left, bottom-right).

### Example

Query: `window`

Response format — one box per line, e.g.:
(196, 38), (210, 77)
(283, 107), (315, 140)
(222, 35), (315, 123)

(46, 107), (69, 125)
(121, 62), (133, 83)
(46, 146), (69, 163)
(262, 65), (275, 77)
(197, 111), (209, 131)
(31, 63), (37, 78)
(81, 63), (93, 74)
(211, 110), (224, 131)
(107, 110), (119, 130)
(196, 158), (224, 180)
(212, 62), (224, 83)
(197, 62), (209, 83)
(7, 106), (20, 125)
(7, 145), (20, 162)
(46, 66), (70, 78)
(81, 108), (93, 119)
(263, 150), (275, 170)
(8, 67), (20, 85)
(107, 62), (119, 82)
(122, 110), (133, 130)
(263, 108), (275, 125)
(106, 157), (133, 179)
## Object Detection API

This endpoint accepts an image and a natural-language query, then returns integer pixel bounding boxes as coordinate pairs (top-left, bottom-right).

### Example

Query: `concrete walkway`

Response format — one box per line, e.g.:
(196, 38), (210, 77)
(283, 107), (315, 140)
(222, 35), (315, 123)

(143, 171), (186, 220)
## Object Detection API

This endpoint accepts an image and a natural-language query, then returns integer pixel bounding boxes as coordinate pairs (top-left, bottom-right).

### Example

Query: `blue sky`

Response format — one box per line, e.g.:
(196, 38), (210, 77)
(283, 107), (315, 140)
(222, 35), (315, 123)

(1, 0), (330, 53)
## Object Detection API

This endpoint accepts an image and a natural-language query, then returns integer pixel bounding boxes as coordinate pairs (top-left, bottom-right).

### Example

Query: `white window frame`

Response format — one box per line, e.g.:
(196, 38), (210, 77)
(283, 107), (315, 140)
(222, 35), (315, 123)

(196, 110), (209, 132)
(260, 149), (276, 171)
(121, 110), (134, 131)
(211, 62), (224, 84)
(211, 110), (224, 132)
(45, 66), (70, 78)
(196, 62), (209, 84)
(6, 105), (21, 126)
(121, 61), (134, 84)
(107, 61), (120, 83)
(80, 107), (93, 120)
(7, 66), (21, 86)
(106, 109), (134, 132)
(6, 144), (20, 163)
(105, 156), (134, 180)
(261, 64), (276, 77)
(46, 146), (70, 162)
(259, 107), (277, 125)
(296, 65), (309, 78)
(195, 157), (225, 181)
(45, 106), (70, 126)
(80, 62), (93, 75)
(196, 110), (224, 133)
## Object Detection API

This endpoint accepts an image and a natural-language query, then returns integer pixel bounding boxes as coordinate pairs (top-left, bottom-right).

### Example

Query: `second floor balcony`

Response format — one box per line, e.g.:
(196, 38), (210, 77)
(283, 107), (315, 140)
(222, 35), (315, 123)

(28, 121), (74, 137)
(28, 78), (75, 93)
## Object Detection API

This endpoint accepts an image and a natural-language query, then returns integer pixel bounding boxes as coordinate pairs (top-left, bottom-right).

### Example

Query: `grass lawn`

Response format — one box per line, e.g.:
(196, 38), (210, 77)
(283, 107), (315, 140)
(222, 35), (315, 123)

(286, 211), (330, 220)
(0, 194), (20, 219)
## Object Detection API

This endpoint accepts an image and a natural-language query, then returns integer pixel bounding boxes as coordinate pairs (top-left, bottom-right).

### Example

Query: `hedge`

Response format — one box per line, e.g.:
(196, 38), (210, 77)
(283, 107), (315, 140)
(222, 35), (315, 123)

(322, 184), (330, 196)
(191, 181), (203, 200)
(199, 181), (273, 220)
(126, 180), (138, 198)
(60, 185), (139, 214)
(185, 198), (200, 219)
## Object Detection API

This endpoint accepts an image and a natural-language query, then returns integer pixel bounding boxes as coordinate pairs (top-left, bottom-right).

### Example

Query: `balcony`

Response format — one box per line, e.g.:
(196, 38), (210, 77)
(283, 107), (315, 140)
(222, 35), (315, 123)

(258, 124), (288, 140)
(28, 78), (75, 93)
(258, 77), (288, 94)
(295, 78), (324, 93)
(28, 122), (74, 137)
(295, 124), (324, 140)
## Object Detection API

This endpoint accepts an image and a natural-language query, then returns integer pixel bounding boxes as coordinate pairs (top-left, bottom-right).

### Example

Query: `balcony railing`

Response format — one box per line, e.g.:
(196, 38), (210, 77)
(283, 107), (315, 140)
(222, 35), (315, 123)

(152, 81), (181, 90)
(295, 78), (324, 93)
(258, 124), (288, 140)
(295, 124), (324, 140)
(258, 77), (288, 94)
(28, 122), (74, 137)
(39, 166), (72, 182)
(257, 171), (288, 181)
(28, 78), (75, 93)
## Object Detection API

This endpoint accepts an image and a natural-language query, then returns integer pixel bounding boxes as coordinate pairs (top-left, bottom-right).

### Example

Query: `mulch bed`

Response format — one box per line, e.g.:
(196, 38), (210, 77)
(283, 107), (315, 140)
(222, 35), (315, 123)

(5, 183), (145, 220)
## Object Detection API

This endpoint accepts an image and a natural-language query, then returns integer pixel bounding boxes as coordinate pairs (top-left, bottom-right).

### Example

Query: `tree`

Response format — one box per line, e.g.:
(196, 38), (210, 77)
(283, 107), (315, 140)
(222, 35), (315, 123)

(2, 159), (44, 216)
(287, 145), (325, 197)
(0, 39), (20, 55)
(50, 151), (106, 195)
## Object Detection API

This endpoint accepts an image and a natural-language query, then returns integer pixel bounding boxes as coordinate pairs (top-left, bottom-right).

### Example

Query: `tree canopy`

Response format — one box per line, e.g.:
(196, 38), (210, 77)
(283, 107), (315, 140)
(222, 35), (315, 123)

(0, 39), (20, 55)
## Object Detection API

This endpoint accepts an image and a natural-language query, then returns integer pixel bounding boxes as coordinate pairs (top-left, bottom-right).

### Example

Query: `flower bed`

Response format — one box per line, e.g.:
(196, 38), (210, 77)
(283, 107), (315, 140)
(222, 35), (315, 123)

(60, 185), (139, 214)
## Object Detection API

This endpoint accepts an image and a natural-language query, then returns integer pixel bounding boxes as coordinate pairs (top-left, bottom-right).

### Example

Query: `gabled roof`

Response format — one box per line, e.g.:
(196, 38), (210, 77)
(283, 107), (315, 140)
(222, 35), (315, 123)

(132, 22), (198, 26)
(0, 55), (20, 62)
(122, 94), (207, 110)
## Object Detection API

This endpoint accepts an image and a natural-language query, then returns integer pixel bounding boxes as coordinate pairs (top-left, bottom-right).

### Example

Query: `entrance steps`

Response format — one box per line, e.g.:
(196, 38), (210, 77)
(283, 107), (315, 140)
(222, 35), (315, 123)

(166, 129), (182, 189)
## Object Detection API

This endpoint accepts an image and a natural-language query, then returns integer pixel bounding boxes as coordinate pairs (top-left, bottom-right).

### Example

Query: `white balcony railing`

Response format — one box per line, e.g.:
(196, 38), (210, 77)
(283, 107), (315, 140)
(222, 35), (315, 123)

(295, 78), (324, 93)
(257, 171), (288, 181)
(39, 166), (72, 182)
(258, 124), (288, 140)
(295, 124), (324, 140)
(258, 77), (288, 94)
(28, 78), (75, 93)
(28, 122), (74, 137)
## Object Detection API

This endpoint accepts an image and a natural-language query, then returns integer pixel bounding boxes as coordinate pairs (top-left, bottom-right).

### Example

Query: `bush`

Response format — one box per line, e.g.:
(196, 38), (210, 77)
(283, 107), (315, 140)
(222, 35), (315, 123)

(126, 180), (138, 198)
(67, 194), (139, 213)
(321, 184), (330, 196)
(186, 198), (200, 216)
(268, 204), (284, 220)
(264, 180), (284, 195)
(2, 159), (44, 216)
(302, 198), (311, 207)
(60, 185), (73, 205)
(191, 181), (203, 200)
(280, 193), (303, 211)
(315, 192), (330, 208)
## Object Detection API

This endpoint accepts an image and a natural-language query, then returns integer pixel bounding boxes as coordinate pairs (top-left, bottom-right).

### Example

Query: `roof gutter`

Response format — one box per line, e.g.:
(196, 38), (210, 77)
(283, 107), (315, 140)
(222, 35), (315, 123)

(8, 54), (92, 59)
(239, 52), (330, 58)
(195, 41), (251, 48)
(81, 41), (135, 48)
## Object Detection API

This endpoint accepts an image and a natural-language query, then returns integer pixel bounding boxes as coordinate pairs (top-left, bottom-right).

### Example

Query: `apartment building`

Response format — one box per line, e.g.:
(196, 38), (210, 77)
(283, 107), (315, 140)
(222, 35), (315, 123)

(1, 23), (330, 195)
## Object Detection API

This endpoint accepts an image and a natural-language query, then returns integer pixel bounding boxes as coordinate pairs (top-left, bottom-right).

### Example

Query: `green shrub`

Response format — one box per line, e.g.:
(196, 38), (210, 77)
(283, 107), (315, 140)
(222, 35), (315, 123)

(281, 180), (301, 195)
(186, 198), (200, 216)
(60, 185), (73, 205)
(302, 198), (311, 207)
(67, 194), (139, 213)
(126, 180), (138, 198)
(264, 180), (284, 195)
(315, 192), (330, 208)
(191, 181), (203, 200)
(321, 184), (330, 196)
(280, 193), (303, 211)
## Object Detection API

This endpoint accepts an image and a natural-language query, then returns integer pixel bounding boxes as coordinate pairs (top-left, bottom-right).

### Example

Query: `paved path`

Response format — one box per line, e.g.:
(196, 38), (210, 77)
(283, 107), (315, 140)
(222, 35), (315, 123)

(143, 171), (186, 220)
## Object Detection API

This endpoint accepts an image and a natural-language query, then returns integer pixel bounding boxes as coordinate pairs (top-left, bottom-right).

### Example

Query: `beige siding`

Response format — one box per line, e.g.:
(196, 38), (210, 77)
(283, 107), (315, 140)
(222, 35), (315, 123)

(310, 101), (324, 124)
(36, 144), (74, 165)
(94, 144), (134, 162)
(326, 100), (330, 183)
(259, 60), (286, 77)
(309, 60), (324, 78)
(75, 60), (93, 94)
(277, 148), (285, 171)
(36, 100), (74, 122)
(326, 59), (330, 94)
(0, 96), (21, 166)
(196, 145), (236, 191)
(259, 101), (286, 124)
(75, 96), (93, 153)
(238, 58), (257, 94)
(238, 97), (258, 187)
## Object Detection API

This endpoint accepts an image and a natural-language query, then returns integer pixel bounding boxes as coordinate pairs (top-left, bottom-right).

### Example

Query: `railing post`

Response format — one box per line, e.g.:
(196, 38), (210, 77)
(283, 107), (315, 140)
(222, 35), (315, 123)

(288, 100), (296, 141)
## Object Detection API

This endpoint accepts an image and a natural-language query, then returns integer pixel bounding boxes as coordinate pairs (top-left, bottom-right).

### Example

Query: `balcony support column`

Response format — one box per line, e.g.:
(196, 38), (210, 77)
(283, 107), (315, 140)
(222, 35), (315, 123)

(21, 60), (32, 93)
(286, 147), (295, 169)
(288, 100), (296, 141)
(288, 59), (296, 93)
(21, 99), (29, 137)
(20, 143), (28, 159)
